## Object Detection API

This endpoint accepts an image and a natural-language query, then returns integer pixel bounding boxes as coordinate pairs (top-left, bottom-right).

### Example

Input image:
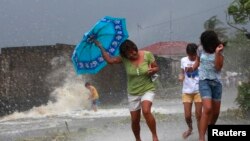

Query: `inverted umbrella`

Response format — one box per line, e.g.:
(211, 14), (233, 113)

(72, 16), (129, 75)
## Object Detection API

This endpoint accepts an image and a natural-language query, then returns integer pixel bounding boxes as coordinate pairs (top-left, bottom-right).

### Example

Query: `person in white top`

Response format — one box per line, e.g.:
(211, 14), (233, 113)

(179, 43), (202, 139)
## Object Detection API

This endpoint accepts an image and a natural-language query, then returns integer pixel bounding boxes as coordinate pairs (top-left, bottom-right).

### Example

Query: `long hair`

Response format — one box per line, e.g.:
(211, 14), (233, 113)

(119, 39), (138, 58)
(200, 30), (221, 54)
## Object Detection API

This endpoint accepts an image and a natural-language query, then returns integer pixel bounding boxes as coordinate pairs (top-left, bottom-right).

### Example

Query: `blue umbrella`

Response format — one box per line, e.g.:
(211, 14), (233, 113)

(72, 16), (129, 75)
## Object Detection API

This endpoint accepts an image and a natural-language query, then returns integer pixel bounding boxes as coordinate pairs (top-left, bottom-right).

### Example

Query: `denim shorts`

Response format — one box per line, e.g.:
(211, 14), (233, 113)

(199, 79), (222, 101)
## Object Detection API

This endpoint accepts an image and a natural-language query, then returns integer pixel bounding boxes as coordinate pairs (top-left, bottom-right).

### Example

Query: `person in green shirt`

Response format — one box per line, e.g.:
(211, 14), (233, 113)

(94, 39), (159, 141)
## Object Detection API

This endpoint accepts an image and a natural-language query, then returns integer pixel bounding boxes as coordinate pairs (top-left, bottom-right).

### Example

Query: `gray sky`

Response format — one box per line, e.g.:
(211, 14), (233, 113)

(0, 0), (233, 48)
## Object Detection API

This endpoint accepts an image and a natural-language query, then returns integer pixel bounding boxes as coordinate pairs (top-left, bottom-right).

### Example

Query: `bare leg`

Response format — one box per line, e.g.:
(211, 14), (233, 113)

(210, 100), (221, 125)
(91, 100), (97, 112)
(199, 99), (212, 141)
(130, 109), (142, 141)
(141, 100), (159, 141)
(194, 102), (202, 133)
(93, 105), (97, 112)
(183, 102), (193, 139)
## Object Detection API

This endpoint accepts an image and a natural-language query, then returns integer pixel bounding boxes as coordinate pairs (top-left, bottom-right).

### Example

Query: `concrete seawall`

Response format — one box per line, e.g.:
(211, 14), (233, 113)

(0, 44), (75, 116)
(0, 44), (175, 116)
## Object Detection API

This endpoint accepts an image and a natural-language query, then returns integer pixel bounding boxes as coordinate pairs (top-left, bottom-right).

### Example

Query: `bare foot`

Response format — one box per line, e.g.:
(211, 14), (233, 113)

(153, 135), (159, 141)
(153, 137), (159, 141)
(182, 129), (192, 139)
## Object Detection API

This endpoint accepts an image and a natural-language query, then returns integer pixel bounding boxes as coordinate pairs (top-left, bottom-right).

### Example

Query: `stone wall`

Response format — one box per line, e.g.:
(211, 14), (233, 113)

(0, 44), (177, 116)
(0, 44), (74, 116)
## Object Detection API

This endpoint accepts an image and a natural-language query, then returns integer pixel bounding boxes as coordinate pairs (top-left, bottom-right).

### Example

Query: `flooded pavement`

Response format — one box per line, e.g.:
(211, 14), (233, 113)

(1, 110), (249, 141)
(0, 87), (248, 141)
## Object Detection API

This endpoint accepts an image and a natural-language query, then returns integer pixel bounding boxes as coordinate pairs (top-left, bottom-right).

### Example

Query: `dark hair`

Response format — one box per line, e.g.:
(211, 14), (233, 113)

(200, 30), (222, 53)
(85, 82), (90, 87)
(186, 43), (198, 55)
(119, 39), (138, 58)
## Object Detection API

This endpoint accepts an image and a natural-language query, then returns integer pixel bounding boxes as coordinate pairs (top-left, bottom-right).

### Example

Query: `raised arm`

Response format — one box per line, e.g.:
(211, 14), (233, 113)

(192, 56), (200, 71)
(94, 40), (122, 64)
(214, 44), (224, 71)
(185, 56), (200, 73)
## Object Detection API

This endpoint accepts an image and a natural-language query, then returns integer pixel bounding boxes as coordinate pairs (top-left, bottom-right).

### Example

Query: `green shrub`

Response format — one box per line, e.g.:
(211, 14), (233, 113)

(235, 82), (250, 116)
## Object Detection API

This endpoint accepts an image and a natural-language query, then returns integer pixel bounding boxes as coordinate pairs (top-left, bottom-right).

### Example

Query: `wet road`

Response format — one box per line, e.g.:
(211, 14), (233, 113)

(0, 87), (244, 141)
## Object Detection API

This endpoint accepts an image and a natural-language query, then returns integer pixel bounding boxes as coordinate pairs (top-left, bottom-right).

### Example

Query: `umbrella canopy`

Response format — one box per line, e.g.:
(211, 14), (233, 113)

(72, 16), (129, 75)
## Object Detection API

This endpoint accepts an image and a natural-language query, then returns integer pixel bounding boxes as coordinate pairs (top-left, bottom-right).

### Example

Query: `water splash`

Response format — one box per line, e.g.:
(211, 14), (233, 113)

(0, 56), (91, 121)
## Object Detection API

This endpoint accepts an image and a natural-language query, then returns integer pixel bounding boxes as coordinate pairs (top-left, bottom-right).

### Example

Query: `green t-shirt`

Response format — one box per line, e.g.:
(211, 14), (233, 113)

(122, 51), (156, 95)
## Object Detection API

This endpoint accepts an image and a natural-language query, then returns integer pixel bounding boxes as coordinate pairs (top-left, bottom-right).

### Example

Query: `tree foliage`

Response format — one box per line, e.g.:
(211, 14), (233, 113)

(236, 82), (250, 116)
(203, 16), (228, 41)
(224, 31), (250, 117)
(228, 0), (250, 24)
(224, 31), (250, 78)
(226, 0), (250, 118)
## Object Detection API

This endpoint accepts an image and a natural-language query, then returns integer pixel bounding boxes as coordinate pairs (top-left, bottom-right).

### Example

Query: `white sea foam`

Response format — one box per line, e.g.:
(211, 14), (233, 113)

(0, 56), (92, 121)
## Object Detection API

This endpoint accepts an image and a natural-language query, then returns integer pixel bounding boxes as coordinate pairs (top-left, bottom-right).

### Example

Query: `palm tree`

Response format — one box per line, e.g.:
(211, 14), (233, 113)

(204, 16), (228, 41)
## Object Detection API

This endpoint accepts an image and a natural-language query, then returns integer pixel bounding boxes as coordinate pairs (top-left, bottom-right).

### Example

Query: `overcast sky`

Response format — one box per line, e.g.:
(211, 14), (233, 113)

(0, 0), (234, 48)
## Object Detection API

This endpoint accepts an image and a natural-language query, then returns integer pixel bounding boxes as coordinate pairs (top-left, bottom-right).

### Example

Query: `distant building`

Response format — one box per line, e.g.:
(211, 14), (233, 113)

(141, 41), (188, 59)
(142, 41), (188, 74)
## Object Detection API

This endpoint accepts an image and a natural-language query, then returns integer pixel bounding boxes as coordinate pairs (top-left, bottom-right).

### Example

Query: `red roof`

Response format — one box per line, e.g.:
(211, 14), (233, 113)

(141, 41), (188, 56)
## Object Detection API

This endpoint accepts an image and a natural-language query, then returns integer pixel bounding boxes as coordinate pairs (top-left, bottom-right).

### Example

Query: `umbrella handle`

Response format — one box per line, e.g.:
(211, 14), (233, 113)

(87, 34), (96, 43)
(93, 40), (102, 48)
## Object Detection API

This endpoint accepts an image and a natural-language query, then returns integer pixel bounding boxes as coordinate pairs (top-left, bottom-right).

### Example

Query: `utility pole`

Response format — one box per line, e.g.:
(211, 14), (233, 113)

(170, 10), (173, 41)
(169, 0), (173, 60)
(137, 24), (142, 47)
(169, 0), (173, 41)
